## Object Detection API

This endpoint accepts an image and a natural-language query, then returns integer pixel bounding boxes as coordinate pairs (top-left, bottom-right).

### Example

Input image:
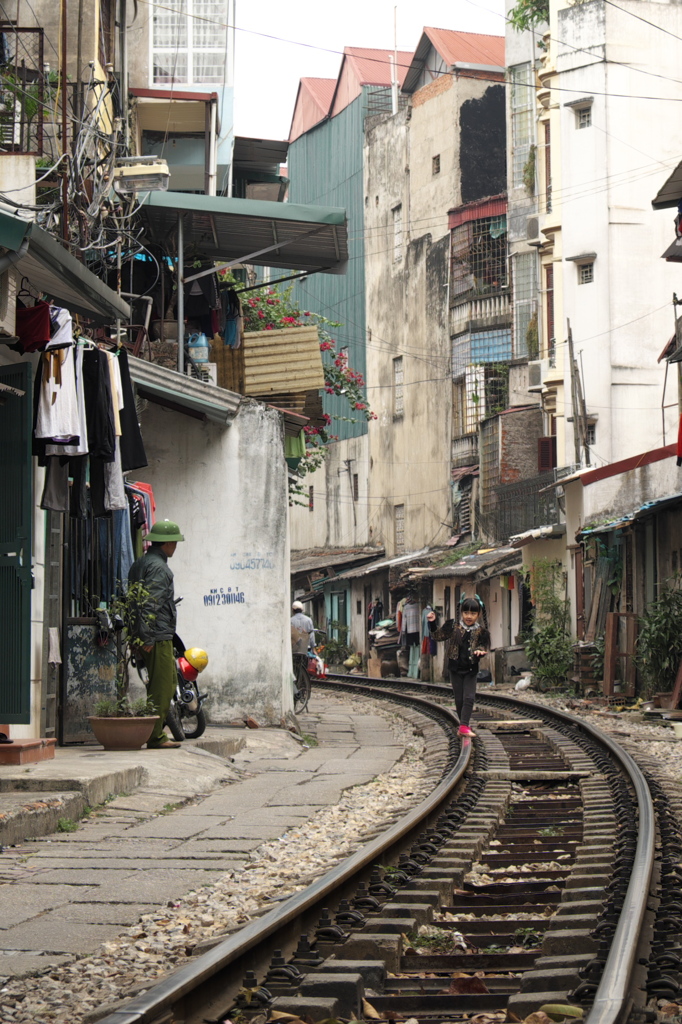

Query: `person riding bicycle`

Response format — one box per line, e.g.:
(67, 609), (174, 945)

(291, 600), (316, 654)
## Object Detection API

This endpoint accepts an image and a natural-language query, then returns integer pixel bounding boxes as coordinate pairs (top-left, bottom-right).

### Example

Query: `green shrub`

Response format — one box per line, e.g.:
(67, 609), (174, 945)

(637, 576), (682, 697)
(525, 623), (574, 689)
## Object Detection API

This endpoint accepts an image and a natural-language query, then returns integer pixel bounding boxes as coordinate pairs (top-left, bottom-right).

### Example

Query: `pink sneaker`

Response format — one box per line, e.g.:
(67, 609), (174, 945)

(458, 724), (476, 738)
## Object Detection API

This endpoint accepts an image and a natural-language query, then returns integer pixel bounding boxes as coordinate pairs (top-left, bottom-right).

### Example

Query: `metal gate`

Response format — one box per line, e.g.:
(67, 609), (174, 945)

(0, 362), (32, 723)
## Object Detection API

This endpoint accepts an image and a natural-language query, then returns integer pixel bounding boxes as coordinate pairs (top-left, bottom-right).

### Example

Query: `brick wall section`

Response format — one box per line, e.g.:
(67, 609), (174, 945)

(500, 407), (544, 483)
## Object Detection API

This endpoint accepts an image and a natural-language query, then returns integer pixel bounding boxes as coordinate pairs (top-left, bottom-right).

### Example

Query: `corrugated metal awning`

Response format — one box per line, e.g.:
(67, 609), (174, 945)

(139, 192), (348, 275)
(128, 356), (241, 424)
(652, 160), (682, 210)
(0, 208), (130, 323)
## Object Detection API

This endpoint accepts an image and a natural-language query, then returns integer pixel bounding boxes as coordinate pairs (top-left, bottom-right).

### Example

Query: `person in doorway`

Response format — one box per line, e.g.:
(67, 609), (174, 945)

(291, 600), (316, 654)
(128, 519), (185, 749)
(428, 596), (490, 738)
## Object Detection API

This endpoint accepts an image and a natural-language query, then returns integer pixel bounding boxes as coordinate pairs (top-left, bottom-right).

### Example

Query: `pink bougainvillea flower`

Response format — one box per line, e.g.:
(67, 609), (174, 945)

(324, 386), (335, 394)
(354, 402), (366, 410)
(319, 340), (334, 351)
(322, 413), (332, 425)
(257, 310), (265, 319)
(265, 324), (274, 330)
(266, 298), (275, 305)
(304, 311), (311, 316)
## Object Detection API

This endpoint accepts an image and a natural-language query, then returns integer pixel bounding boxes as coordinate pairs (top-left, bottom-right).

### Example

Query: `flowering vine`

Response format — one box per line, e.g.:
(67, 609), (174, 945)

(224, 276), (376, 504)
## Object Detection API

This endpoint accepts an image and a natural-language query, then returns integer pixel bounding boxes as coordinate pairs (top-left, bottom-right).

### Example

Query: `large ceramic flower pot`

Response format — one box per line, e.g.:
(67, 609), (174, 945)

(87, 716), (158, 751)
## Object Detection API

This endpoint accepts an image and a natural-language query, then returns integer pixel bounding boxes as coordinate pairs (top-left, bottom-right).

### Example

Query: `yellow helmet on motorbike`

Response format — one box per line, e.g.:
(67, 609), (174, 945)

(184, 647), (208, 673)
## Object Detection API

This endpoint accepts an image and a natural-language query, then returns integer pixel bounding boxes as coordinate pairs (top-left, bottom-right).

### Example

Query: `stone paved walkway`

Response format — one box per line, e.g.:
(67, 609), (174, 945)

(0, 699), (406, 980)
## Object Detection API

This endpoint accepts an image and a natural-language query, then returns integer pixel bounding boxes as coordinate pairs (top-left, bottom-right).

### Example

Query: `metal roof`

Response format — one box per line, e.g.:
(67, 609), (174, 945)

(652, 160), (682, 210)
(342, 46), (412, 87)
(403, 28), (505, 94)
(291, 547), (384, 576)
(139, 192), (348, 275)
(417, 547), (521, 580)
(334, 548), (431, 581)
(0, 208), (130, 323)
(233, 136), (289, 173)
(128, 356), (241, 424)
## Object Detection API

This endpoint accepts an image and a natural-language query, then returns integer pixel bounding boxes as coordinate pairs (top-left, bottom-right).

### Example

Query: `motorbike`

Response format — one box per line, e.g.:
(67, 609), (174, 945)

(165, 634), (209, 741)
(132, 632), (209, 741)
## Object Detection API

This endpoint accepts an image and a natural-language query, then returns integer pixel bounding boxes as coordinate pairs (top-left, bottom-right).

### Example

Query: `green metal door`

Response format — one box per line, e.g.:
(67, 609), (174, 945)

(0, 362), (32, 723)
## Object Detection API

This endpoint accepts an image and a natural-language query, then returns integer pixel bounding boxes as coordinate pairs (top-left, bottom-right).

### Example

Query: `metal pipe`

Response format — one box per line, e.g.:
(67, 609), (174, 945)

(177, 213), (184, 374)
(0, 237), (29, 274)
(207, 98), (217, 197)
(61, 0), (68, 245)
(119, 0), (129, 152)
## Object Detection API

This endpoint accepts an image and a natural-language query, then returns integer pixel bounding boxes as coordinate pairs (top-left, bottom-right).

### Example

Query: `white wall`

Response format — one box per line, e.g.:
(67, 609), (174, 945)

(133, 398), (293, 725)
(289, 434), (370, 551)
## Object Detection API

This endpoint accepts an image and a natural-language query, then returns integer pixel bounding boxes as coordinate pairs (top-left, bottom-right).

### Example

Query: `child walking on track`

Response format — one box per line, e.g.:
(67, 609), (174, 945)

(428, 596), (490, 737)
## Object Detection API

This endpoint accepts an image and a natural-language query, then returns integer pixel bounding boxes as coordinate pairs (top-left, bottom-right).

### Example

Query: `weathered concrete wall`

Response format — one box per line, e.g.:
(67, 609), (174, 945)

(289, 434), (370, 550)
(134, 399), (293, 725)
(500, 407), (544, 483)
(365, 74), (506, 556)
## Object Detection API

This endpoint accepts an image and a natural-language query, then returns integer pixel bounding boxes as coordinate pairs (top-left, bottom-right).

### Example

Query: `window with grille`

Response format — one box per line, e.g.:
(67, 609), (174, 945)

(393, 205), (403, 262)
(453, 377), (466, 437)
(353, 473), (359, 501)
(545, 263), (555, 365)
(394, 504), (405, 554)
(152, 0), (228, 85)
(510, 63), (533, 188)
(308, 486), (314, 511)
(450, 216), (508, 300)
(393, 356), (404, 416)
(432, 154), (441, 175)
(586, 422), (596, 446)
(578, 262), (594, 284)
(512, 251), (537, 359)
(576, 106), (592, 129)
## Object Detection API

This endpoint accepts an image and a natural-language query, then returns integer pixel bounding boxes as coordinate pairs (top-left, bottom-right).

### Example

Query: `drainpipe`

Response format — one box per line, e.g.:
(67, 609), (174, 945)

(0, 237), (29, 274)
(177, 213), (184, 374)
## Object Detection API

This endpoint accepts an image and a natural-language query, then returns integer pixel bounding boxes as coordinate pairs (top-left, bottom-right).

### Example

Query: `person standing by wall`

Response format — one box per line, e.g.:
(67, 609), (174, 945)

(128, 519), (185, 749)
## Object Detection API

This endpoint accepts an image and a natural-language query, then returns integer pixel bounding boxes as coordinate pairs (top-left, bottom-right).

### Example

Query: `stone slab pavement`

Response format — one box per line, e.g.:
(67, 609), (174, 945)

(0, 699), (407, 979)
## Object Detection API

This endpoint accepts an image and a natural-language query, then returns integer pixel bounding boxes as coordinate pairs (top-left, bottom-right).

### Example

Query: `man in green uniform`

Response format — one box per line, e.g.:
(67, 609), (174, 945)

(128, 519), (185, 749)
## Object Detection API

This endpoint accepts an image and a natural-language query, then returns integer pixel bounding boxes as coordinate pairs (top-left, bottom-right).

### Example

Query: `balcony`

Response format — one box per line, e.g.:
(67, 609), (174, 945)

(452, 434), (478, 468)
(0, 26), (45, 155)
(450, 292), (511, 336)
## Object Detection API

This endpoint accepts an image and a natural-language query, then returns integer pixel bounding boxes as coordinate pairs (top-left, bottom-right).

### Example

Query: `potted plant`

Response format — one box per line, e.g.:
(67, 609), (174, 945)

(88, 695), (159, 751)
(87, 582), (160, 750)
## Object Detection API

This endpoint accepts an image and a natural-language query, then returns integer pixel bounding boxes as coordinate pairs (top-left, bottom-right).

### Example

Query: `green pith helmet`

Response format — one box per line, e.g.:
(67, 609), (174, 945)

(144, 519), (185, 543)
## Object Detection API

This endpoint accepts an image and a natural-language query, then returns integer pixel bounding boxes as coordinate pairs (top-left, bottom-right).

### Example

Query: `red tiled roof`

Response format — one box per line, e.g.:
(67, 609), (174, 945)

(289, 77), (336, 141)
(302, 78), (336, 115)
(421, 27), (505, 68)
(343, 46), (413, 87)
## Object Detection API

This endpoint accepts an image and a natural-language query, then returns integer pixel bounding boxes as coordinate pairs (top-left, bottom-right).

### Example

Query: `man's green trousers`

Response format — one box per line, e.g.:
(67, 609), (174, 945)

(142, 639), (176, 745)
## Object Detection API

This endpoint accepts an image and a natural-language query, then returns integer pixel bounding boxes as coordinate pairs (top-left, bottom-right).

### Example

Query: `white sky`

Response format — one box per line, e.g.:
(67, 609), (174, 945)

(233, 0), (508, 142)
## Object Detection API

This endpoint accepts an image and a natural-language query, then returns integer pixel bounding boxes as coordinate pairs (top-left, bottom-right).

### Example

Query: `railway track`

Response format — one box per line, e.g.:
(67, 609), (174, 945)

(96, 678), (672, 1024)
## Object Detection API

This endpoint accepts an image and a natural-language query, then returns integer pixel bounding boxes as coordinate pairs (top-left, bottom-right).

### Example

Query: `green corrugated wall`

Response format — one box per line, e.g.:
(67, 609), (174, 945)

(288, 90), (375, 441)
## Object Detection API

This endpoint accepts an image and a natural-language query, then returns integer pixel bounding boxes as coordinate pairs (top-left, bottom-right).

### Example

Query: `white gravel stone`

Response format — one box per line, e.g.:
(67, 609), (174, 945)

(0, 694), (432, 1024)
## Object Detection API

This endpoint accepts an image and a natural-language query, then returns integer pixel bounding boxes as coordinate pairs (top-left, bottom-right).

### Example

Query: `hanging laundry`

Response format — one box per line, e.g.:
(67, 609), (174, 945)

(40, 455), (70, 512)
(105, 350), (124, 436)
(82, 348), (115, 461)
(219, 288), (243, 348)
(117, 348), (147, 471)
(16, 300), (51, 353)
(35, 347), (81, 441)
(45, 344), (88, 457)
(46, 307), (74, 350)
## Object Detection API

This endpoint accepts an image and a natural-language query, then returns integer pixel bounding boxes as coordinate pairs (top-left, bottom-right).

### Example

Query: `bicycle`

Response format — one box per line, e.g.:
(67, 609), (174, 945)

(293, 651), (312, 714)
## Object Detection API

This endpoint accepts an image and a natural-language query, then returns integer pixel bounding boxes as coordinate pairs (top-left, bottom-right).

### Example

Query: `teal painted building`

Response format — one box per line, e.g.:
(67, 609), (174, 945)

(287, 51), (410, 441)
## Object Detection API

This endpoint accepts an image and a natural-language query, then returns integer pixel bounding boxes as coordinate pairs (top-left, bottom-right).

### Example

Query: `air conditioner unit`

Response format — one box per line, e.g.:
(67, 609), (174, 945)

(527, 217), (539, 239)
(528, 360), (542, 388)
(0, 268), (18, 339)
(187, 362), (217, 386)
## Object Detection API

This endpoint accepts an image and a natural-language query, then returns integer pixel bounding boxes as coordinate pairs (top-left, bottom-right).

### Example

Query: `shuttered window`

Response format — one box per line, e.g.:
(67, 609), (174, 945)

(538, 435), (557, 473)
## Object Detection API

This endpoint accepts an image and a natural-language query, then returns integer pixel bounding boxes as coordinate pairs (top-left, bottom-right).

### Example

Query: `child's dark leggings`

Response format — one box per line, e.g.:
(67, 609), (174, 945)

(448, 668), (477, 726)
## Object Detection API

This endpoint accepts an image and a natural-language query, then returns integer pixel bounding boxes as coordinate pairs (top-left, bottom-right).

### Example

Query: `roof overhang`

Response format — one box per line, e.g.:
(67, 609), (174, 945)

(510, 524), (566, 548)
(418, 547), (522, 580)
(139, 192), (348, 275)
(652, 160), (682, 210)
(131, 88), (219, 135)
(128, 355), (240, 424)
(334, 548), (431, 581)
(0, 208), (130, 323)
(579, 492), (682, 538)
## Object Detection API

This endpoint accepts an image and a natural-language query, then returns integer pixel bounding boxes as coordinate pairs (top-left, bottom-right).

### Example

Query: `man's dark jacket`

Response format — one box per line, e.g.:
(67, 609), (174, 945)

(128, 545), (176, 643)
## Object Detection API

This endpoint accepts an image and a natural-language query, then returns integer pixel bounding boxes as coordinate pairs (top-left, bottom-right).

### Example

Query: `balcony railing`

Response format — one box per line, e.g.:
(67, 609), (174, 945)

(450, 292), (511, 335)
(452, 433), (478, 468)
(0, 26), (45, 155)
(488, 471), (560, 541)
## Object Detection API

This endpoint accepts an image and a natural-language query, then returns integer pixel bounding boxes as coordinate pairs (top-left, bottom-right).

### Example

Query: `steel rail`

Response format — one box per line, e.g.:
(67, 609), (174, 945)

(98, 689), (470, 1024)
(330, 675), (654, 1024)
(477, 692), (655, 1024)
